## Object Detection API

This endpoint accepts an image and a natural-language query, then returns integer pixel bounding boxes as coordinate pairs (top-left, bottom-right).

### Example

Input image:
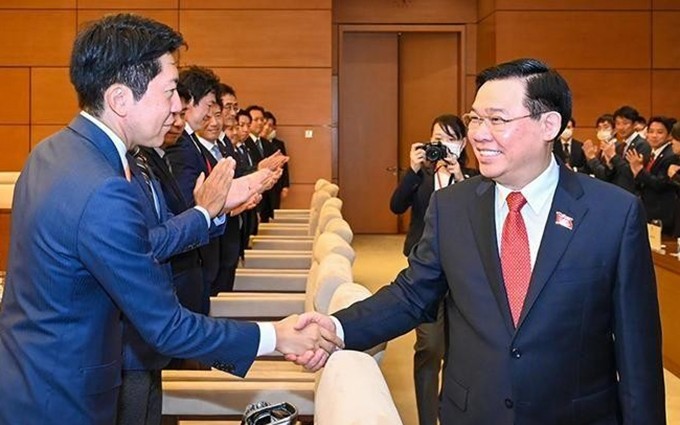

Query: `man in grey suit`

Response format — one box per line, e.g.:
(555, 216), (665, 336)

(291, 58), (665, 424)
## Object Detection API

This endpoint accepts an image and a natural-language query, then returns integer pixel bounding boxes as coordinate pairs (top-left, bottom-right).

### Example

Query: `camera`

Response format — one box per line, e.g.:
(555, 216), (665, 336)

(241, 401), (298, 425)
(417, 142), (450, 162)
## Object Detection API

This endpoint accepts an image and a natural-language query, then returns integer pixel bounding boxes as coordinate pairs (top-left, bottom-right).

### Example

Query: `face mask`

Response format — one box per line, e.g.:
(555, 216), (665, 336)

(441, 141), (463, 159)
(597, 129), (612, 142)
(560, 128), (573, 141)
(267, 129), (277, 141)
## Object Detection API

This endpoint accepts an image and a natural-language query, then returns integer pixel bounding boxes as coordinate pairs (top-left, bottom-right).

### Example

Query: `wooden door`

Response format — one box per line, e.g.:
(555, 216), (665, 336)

(397, 32), (461, 232)
(338, 32), (399, 234)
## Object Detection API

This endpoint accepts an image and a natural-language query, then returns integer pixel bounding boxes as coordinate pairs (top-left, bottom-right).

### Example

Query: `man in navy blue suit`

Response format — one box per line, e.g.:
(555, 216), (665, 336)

(0, 14), (341, 425)
(293, 58), (665, 424)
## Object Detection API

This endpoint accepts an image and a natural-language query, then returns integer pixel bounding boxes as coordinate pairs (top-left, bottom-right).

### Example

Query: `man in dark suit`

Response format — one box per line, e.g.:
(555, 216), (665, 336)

(245, 105), (277, 223)
(553, 117), (587, 172)
(0, 14), (341, 425)
(263, 110), (291, 212)
(292, 58), (665, 424)
(585, 106), (651, 194)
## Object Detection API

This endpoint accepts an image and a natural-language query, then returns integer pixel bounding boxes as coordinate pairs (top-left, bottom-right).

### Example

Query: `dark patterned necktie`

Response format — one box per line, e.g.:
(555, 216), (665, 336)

(130, 147), (160, 218)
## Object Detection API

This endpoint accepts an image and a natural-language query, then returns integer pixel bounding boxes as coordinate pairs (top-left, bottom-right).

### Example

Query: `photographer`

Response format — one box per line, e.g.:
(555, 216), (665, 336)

(389, 114), (477, 425)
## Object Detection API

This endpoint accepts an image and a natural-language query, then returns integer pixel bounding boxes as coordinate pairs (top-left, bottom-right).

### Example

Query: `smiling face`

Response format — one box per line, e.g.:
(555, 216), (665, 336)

(125, 53), (181, 148)
(646, 121), (669, 150)
(468, 78), (558, 190)
(198, 103), (223, 142)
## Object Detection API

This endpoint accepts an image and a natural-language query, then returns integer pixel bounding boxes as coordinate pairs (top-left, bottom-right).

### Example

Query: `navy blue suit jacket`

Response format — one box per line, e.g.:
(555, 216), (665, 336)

(0, 115), (260, 425)
(335, 164), (665, 424)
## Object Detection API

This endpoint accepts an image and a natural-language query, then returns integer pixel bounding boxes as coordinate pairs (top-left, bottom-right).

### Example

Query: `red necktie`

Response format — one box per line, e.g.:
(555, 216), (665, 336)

(645, 153), (656, 172)
(501, 192), (531, 327)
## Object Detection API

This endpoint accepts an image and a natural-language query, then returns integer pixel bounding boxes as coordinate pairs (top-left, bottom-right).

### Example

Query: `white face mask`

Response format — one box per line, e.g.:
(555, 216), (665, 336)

(267, 129), (277, 141)
(597, 129), (612, 142)
(560, 128), (573, 141)
(441, 141), (463, 159)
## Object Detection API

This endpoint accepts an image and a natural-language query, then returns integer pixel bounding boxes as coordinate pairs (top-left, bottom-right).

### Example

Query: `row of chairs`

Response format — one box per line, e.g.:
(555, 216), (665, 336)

(162, 180), (403, 424)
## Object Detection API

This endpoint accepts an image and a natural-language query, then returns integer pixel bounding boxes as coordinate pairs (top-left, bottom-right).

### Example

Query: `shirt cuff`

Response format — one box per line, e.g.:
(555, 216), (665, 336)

(192, 205), (226, 228)
(256, 322), (277, 356)
(330, 316), (345, 344)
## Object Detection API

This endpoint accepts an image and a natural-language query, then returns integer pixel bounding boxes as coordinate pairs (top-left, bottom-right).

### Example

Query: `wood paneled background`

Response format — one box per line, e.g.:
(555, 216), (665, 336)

(1, 0), (679, 197)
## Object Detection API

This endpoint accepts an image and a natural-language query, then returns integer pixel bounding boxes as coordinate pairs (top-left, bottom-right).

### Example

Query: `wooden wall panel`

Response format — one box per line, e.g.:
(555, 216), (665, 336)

(652, 71), (680, 118)
(0, 69), (30, 125)
(495, 0), (650, 10)
(77, 9), (179, 30)
(559, 69), (651, 129)
(495, 11), (651, 69)
(0, 127), (30, 171)
(212, 68), (331, 126)
(276, 126), (331, 184)
(0, 11), (75, 66)
(180, 0), (330, 9)
(280, 183), (315, 210)
(78, 0), (177, 8)
(333, 0), (476, 24)
(31, 126), (66, 149)
(180, 10), (331, 67)
(653, 0), (680, 9)
(31, 68), (79, 125)
(465, 24), (477, 76)
(477, 14), (496, 71)
(478, 0), (496, 21)
(652, 12), (680, 69)
(0, 0), (74, 8)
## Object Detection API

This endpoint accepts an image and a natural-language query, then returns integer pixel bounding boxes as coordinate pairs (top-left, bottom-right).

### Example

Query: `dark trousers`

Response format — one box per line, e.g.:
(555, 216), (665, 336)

(413, 302), (446, 425)
(117, 370), (162, 425)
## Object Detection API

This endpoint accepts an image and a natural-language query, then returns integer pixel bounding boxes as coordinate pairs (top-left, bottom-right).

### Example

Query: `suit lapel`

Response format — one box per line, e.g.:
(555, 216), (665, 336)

(469, 178), (515, 335)
(68, 115), (125, 176)
(515, 167), (587, 330)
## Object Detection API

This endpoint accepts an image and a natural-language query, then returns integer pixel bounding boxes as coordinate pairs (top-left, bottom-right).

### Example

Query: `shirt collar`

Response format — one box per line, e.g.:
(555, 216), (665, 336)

(496, 155), (559, 215)
(652, 142), (671, 157)
(623, 131), (639, 146)
(80, 110), (129, 169)
(154, 147), (165, 158)
(197, 135), (217, 152)
(249, 133), (259, 142)
(184, 122), (196, 136)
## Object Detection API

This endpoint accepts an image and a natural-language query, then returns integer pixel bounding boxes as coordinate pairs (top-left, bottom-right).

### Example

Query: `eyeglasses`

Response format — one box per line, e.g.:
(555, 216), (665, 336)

(462, 112), (539, 131)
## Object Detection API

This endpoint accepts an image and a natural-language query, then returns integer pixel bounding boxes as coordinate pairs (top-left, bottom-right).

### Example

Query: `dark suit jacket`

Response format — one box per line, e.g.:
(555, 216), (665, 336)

(269, 137), (290, 210)
(165, 132), (223, 311)
(0, 115), (259, 425)
(587, 135), (651, 194)
(335, 164), (664, 425)
(553, 138), (587, 171)
(245, 135), (277, 221)
(390, 166), (478, 256)
(635, 143), (677, 235)
(141, 147), (204, 313)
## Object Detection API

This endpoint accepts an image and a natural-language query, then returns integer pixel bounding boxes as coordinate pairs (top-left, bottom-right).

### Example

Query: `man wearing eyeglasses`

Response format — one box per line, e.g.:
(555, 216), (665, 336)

(290, 58), (665, 424)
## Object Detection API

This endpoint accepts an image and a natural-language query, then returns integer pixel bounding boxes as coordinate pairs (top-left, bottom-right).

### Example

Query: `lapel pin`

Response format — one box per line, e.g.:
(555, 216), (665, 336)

(555, 211), (573, 230)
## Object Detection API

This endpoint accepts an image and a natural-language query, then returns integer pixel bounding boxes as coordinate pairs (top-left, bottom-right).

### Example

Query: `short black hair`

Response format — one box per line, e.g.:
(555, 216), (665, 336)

(648, 116), (677, 134)
(431, 114), (468, 166)
(70, 13), (185, 116)
(596, 114), (614, 128)
(176, 81), (191, 104)
(179, 65), (220, 106)
(476, 58), (572, 135)
(568, 117), (576, 127)
(218, 83), (236, 98)
(613, 105), (639, 122)
(245, 105), (266, 118)
(236, 109), (251, 123)
(263, 110), (277, 125)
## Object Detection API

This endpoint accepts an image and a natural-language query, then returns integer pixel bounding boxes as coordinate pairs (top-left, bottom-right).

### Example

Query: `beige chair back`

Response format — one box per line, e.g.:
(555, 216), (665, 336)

(312, 232), (355, 265)
(314, 178), (331, 191)
(323, 217), (353, 244)
(304, 253), (353, 313)
(319, 183), (339, 198)
(0, 172), (20, 184)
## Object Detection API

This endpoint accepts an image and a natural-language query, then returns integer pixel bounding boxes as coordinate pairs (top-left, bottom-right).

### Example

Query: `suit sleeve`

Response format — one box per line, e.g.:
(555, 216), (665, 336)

(634, 160), (674, 192)
(77, 178), (259, 376)
(613, 198), (665, 424)
(165, 140), (202, 207)
(334, 193), (449, 351)
(390, 169), (423, 214)
(587, 157), (613, 181)
(148, 208), (210, 263)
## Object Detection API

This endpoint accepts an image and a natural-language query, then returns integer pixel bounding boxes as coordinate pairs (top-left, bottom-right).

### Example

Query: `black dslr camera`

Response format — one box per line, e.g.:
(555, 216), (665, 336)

(417, 142), (449, 162)
(241, 401), (298, 425)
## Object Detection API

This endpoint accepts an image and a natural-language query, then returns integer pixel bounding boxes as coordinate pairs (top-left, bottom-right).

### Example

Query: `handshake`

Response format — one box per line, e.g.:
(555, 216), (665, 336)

(273, 312), (341, 372)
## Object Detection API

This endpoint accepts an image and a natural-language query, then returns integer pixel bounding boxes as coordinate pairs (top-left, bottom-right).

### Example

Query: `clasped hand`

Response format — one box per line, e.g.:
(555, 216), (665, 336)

(275, 312), (342, 372)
